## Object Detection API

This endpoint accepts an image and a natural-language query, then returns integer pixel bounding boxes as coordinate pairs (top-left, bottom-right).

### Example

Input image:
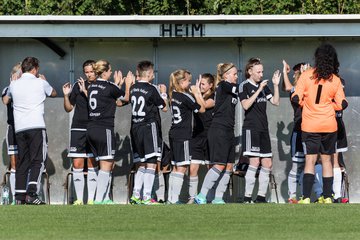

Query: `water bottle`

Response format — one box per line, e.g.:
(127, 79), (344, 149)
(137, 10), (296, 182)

(2, 186), (10, 205)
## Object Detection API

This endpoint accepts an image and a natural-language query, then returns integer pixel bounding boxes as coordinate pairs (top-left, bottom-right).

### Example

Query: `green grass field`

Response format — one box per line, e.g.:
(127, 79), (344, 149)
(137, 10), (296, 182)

(0, 204), (359, 240)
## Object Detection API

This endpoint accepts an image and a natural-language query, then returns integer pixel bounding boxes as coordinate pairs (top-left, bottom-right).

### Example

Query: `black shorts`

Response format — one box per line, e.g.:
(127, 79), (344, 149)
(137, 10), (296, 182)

(242, 129), (272, 158)
(336, 118), (348, 153)
(169, 137), (190, 166)
(131, 122), (161, 164)
(208, 127), (235, 165)
(6, 124), (17, 155)
(68, 129), (93, 158)
(290, 130), (304, 163)
(190, 135), (210, 165)
(86, 127), (115, 161)
(302, 131), (337, 155)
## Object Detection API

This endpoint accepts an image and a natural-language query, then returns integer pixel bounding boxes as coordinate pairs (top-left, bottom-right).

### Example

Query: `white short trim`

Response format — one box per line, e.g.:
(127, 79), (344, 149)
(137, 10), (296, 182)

(259, 153), (272, 158)
(67, 153), (89, 158)
(70, 128), (87, 132)
(190, 159), (207, 165)
(243, 151), (260, 157)
(97, 155), (114, 161)
(171, 160), (190, 166)
(336, 147), (348, 153)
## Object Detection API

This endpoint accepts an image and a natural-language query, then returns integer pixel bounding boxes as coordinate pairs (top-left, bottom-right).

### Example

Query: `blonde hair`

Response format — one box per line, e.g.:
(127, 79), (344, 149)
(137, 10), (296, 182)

(216, 63), (235, 86)
(169, 69), (188, 100)
(94, 60), (110, 78)
(10, 62), (22, 79)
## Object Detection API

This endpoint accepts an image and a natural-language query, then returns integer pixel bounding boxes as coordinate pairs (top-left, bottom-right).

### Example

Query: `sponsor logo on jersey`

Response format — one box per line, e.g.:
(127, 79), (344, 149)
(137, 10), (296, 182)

(70, 147), (77, 152)
(256, 97), (267, 103)
(232, 97), (238, 105)
(90, 112), (101, 117)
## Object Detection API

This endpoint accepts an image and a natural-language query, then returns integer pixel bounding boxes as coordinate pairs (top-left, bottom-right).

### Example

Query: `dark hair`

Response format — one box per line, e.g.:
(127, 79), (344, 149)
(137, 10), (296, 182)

(201, 73), (215, 100)
(245, 57), (262, 79)
(293, 62), (305, 72)
(21, 57), (39, 73)
(314, 43), (339, 82)
(82, 60), (95, 70)
(137, 60), (154, 78)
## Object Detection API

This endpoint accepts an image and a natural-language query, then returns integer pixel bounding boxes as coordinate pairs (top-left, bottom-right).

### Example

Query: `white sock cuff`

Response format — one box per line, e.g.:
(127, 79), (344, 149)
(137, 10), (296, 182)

(73, 168), (84, 173)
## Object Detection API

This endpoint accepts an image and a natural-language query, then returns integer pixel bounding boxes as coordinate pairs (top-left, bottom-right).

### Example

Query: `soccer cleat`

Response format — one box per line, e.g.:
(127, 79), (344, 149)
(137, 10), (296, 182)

(323, 197), (333, 204)
(211, 198), (226, 204)
(333, 198), (349, 204)
(25, 195), (46, 205)
(87, 200), (94, 205)
(298, 197), (310, 204)
(94, 201), (104, 205)
(254, 196), (267, 203)
(11, 201), (16, 206)
(187, 198), (195, 204)
(142, 198), (161, 205)
(315, 196), (325, 204)
(129, 196), (142, 205)
(73, 200), (83, 205)
(288, 198), (298, 204)
(243, 196), (253, 204)
(194, 193), (207, 204)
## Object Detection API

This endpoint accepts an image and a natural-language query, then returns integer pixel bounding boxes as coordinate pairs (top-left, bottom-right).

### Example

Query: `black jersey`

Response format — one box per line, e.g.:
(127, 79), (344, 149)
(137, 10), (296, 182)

(290, 87), (302, 132)
(69, 81), (90, 129)
(2, 87), (14, 126)
(130, 81), (165, 125)
(87, 79), (125, 128)
(169, 91), (201, 140)
(192, 93), (215, 137)
(211, 81), (239, 130)
(239, 79), (273, 131)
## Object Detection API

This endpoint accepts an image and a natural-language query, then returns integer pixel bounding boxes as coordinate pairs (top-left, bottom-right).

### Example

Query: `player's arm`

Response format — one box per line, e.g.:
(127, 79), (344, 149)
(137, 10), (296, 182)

(2, 87), (11, 105)
(269, 70), (281, 106)
(291, 73), (305, 107)
(204, 97), (215, 109)
(190, 80), (205, 113)
(282, 60), (293, 92)
(158, 84), (168, 112)
(332, 80), (348, 111)
(40, 74), (57, 97)
(121, 71), (135, 103)
(240, 81), (267, 111)
(62, 82), (74, 112)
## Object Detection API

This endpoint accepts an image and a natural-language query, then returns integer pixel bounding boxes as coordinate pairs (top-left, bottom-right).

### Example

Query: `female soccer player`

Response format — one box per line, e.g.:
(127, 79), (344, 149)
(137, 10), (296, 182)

(129, 60), (167, 205)
(62, 60), (99, 205)
(239, 58), (281, 203)
(168, 69), (205, 204)
(86, 60), (133, 204)
(2, 62), (22, 204)
(188, 73), (215, 203)
(195, 63), (239, 204)
(292, 43), (347, 204)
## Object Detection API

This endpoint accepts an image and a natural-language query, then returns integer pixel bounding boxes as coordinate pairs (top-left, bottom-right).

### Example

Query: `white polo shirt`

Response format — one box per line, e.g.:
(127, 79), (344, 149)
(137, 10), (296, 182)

(9, 73), (53, 133)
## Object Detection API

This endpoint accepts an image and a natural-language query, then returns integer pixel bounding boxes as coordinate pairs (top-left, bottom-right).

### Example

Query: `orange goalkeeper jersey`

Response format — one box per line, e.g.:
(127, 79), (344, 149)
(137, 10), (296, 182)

(291, 69), (347, 133)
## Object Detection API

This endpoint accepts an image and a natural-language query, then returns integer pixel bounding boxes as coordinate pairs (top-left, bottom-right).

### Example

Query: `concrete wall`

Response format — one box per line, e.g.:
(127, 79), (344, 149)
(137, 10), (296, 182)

(0, 37), (358, 203)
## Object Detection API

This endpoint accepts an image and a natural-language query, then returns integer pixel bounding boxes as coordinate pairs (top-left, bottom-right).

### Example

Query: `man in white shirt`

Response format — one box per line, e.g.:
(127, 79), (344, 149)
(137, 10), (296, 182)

(9, 57), (57, 205)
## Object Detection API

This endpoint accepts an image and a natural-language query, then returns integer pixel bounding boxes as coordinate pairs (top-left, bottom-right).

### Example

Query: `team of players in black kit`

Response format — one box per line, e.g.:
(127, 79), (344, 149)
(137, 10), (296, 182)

(2, 43), (348, 205)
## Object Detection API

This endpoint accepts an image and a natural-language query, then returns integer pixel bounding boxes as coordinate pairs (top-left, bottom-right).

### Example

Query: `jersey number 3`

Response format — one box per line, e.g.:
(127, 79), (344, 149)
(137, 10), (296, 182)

(131, 96), (146, 116)
(172, 106), (182, 124)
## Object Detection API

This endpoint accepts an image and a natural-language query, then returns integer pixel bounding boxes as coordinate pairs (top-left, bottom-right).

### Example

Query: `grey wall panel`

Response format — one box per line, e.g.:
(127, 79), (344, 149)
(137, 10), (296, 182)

(72, 39), (154, 85)
(0, 38), (70, 96)
(157, 39), (239, 85)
